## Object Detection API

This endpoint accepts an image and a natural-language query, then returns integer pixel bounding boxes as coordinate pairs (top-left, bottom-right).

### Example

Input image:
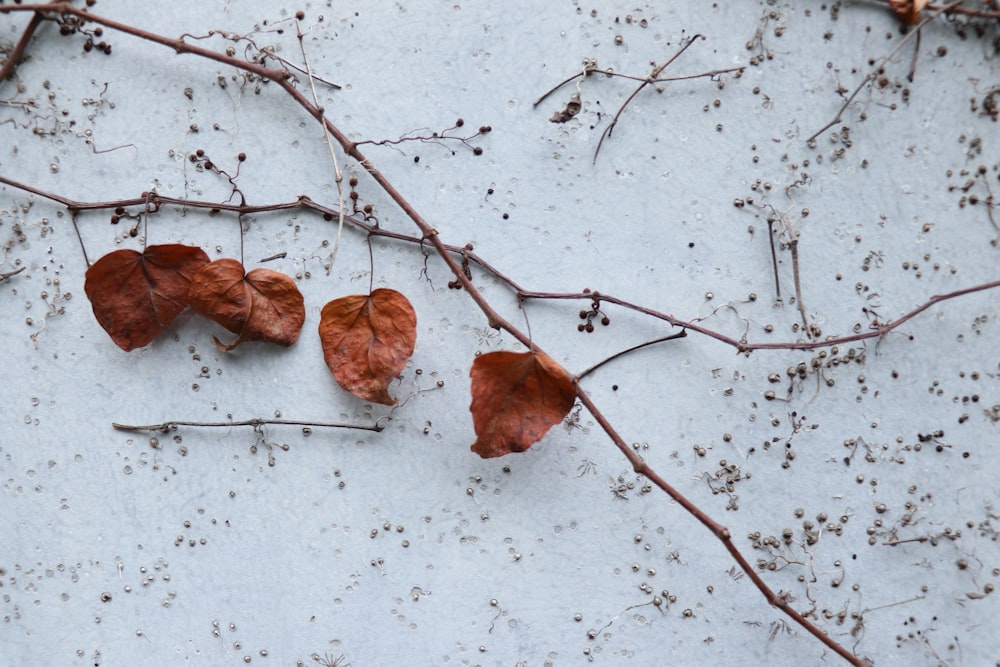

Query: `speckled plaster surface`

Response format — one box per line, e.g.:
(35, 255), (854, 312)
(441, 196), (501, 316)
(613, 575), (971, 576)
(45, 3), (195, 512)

(1, 2), (999, 665)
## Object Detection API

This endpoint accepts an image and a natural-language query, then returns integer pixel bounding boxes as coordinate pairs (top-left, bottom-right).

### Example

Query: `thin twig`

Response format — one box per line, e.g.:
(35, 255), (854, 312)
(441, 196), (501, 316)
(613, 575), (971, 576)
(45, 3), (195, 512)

(882, 535), (930, 546)
(262, 46), (341, 89)
(0, 0), (60, 82)
(296, 17), (345, 273)
(576, 331), (688, 380)
(354, 122), (489, 153)
(532, 66), (593, 107)
(519, 280), (1000, 354)
(533, 59), (744, 119)
(806, 1), (961, 144)
(977, 173), (1000, 245)
(907, 26), (920, 83)
(2, 175), (997, 357)
(605, 67), (747, 86)
(789, 239), (810, 334)
(112, 418), (383, 433)
(768, 218), (782, 300)
(570, 387), (864, 664)
(3, 8), (985, 662)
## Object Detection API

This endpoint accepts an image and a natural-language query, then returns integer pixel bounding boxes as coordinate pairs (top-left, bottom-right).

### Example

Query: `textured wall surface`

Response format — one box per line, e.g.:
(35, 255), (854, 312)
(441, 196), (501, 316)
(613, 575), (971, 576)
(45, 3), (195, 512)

(2, 2), (999, 665)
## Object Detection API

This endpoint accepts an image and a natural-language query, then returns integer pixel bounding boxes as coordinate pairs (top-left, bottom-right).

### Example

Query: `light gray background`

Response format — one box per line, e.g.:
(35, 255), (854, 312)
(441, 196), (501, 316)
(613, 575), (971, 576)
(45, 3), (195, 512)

(2, 1), (998, 665)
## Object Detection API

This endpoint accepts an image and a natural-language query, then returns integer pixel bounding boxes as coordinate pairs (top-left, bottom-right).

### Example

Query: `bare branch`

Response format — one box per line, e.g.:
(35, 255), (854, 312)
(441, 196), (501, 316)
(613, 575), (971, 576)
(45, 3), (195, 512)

(112, 418), (383, 433)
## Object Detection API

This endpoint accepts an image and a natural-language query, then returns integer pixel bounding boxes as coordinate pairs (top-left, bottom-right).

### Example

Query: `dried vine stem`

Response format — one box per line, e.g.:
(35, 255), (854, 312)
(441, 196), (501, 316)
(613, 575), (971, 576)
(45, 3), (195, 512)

(871, 0), (1000, 20)
(0, 265), (27, 281)
(112, 418), (382, 433)
(294, 15), (345, 273)
(0, 5), (947, 664)
(806, 1), (961, 144)
(532, 53), (745, 107)
(592, 34), (706, 163)
(789, 238), (811, 333)
(0, 0), (60, 81)
(518, 280), (1000, 354)
(354, 120), (490, 153)
(976, 173), (1000, 244)
(3, 173), (998, 360)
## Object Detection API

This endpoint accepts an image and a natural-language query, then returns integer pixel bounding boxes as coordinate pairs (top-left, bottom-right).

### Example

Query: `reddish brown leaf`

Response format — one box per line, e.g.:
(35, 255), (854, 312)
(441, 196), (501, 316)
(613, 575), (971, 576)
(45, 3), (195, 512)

(84, 244), (210, 351)
(318, 288), (417, 405)
(469, 350), (577, 458)
(187, 258), (305, 351)
(888, 0), (928, 24)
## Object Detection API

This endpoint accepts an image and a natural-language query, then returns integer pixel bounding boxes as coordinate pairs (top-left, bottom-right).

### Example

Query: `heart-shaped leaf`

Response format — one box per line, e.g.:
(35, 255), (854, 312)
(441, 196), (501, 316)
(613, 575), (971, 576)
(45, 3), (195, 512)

(318, 288), (417, 405)
(84, 244), (210, 351)
(188, 258), (305, 351)
(469, 350), (577, 458)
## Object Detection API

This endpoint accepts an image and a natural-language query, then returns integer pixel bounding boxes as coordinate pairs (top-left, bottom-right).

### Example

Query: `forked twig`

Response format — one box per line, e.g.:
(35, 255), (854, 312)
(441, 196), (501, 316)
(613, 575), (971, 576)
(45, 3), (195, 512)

(533, 36), (744, 163)
(576, 331), (688, 380)
(789, 238), (810, 333)
(2, 174), (997, 358)
(594, 34), (705, 163)
(767, 218), (782, 300)
(0, 265), (26, 281)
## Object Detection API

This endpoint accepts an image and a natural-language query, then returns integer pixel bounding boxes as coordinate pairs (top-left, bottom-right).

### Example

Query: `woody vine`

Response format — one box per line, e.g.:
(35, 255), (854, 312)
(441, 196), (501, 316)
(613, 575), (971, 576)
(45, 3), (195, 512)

(2, 2), (999, 665)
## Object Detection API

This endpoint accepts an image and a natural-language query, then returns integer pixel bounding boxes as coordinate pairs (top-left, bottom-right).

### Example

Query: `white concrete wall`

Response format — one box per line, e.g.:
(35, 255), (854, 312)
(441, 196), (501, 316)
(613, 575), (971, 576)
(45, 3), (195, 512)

(2, 2), (998, 665)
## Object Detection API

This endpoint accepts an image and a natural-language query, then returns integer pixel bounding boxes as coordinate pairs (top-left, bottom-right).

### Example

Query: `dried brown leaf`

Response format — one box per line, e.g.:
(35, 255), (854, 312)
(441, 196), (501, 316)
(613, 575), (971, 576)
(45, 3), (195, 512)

(888, 0), (929, 24)
(549, 92), (582, 123)
(187, 258), (305, 351)
(318, 288), (417, 405)
(84, 244), (210, 351)
(469, 350), (577, 458)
